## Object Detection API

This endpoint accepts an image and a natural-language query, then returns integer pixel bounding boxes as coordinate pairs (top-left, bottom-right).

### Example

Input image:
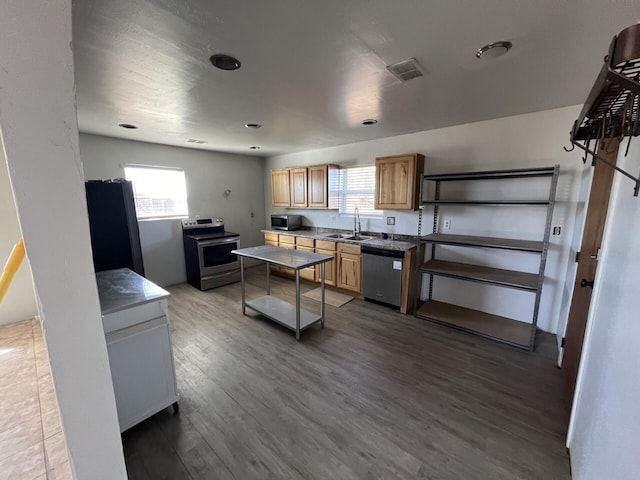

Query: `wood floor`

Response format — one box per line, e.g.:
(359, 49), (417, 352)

(122, 267), (571, 480)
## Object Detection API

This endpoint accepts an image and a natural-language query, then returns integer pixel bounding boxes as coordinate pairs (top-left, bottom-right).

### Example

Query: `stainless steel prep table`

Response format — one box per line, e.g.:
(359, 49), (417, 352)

(232, 245), (333, 340)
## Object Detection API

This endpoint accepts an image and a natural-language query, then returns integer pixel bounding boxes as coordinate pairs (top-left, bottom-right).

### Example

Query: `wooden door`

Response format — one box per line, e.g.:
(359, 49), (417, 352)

(278, 235), (296, 276)
(308, 165), (328, 208)
(375, 154), (424, 210)
(316, 249), (336, 286)
(338, 253), (361, 292)
(271, 169), (291, 207)
(290, 168), (308, 207)
(562, 137), (619, 409)
(316, 240), (336, 287)
(295, 245), (317, 281)
(264, 233), (279, 273)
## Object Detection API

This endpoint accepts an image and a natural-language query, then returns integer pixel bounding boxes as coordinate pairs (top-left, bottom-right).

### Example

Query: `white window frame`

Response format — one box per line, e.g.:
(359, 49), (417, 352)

(338, 165), (383, 217)
(124, 164), (189, 220)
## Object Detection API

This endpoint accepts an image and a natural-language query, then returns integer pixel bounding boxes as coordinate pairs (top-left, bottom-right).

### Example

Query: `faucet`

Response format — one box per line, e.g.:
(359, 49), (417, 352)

(353, 207), (361, 237)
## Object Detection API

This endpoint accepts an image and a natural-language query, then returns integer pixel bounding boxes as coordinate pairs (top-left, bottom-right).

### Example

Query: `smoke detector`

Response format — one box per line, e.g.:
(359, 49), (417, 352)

(386, 58), (424, 82)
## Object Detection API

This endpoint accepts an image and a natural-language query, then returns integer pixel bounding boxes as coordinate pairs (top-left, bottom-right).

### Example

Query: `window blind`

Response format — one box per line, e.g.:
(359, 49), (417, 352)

(338, 165), (382, 216)
(124, 165), (189, 219)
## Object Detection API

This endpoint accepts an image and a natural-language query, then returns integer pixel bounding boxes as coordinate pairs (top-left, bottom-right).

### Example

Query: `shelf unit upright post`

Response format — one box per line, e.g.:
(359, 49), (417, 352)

(413, 165), (560, 351)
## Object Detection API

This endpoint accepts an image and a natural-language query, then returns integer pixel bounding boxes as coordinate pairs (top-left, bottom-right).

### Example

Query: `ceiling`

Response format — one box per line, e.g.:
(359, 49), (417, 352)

(72, 1), (640, 156)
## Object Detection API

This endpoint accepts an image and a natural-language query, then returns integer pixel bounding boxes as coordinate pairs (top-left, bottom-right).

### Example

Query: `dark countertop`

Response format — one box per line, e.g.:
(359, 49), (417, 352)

(262, 229), (416, 251)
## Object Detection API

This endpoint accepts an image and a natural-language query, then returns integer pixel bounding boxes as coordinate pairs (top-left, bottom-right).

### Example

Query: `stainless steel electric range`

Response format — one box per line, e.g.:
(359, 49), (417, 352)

(181, 217), (241, 290)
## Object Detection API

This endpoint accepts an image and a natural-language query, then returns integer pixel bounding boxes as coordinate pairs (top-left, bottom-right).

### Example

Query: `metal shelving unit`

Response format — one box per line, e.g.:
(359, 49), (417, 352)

(413, 165), (560, 351)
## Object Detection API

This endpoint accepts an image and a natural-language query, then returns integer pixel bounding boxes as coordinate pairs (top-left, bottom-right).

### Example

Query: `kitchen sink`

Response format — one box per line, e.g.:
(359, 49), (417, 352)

(323, 233), (372, 241)
(323, 233), (352, 239)
(343, 235), (373, 242)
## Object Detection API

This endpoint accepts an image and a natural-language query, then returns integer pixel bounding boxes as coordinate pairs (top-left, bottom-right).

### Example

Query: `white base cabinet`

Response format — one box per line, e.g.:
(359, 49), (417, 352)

(103, 298), (179, 432)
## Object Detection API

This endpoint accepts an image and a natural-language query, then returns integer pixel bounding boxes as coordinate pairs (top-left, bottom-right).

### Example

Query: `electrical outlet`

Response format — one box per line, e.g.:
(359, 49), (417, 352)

(386, 216), (395, 225)
(443, 219), (451, 229)
(553, 226), (561, 235)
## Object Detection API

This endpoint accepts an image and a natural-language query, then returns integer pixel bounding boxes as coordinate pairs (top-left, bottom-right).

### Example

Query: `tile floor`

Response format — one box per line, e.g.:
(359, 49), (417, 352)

(0, 319), (71, 480)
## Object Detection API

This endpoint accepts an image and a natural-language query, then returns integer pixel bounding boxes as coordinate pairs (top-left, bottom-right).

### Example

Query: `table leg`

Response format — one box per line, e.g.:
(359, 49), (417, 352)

(266, 261), (270, 296)
(320, 262), (325, 328)
(295, 270), (301, 341)
(240, 257), (246, 315)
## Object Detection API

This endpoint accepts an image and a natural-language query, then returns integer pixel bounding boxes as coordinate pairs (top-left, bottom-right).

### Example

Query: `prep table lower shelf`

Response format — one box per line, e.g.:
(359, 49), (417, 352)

(244, 296), (322, 331)
(232, 245), (333, 340)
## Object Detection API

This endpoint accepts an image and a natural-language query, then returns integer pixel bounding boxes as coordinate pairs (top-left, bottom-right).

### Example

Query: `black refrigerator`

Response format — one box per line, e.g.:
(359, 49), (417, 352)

(85, 180), (145, 276)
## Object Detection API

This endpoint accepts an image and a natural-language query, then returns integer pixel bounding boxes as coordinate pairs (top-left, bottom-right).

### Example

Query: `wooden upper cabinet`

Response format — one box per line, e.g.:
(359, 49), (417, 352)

(308, 164), (339, 209)
(374, 153), (425, 210)
(290, 167), (308, 208)
(271, 169), (291, 207)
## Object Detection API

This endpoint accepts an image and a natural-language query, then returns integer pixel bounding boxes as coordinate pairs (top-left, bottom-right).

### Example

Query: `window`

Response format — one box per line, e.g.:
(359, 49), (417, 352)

(338, 165), (382, 216)
(124, 165), (188, 219)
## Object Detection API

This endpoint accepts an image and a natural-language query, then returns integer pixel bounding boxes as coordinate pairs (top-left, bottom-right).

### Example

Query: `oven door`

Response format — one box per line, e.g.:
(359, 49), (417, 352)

(197, 237), (240, 277)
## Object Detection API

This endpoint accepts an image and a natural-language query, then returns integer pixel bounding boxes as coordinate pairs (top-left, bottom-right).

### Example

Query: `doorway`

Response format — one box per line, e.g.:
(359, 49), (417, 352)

(561, 137), (619, 409)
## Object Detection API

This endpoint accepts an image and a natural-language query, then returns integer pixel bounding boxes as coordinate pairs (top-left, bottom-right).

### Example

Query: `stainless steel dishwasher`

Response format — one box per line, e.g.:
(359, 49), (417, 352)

(362, 246), (404, 308)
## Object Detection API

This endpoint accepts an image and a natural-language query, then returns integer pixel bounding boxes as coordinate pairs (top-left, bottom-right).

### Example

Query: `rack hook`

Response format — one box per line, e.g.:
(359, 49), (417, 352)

(563, 143), (576, 152)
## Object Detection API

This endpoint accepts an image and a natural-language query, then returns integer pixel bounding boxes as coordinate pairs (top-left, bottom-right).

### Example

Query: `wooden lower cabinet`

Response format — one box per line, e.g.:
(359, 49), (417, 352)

(264, 234), (364, 294)
(264, 233), (280, 273)
(315, 240), (336, 287)
(278, 234), (296, 276)
(337, 243), (361, 293)
(295, 237), (316, 281)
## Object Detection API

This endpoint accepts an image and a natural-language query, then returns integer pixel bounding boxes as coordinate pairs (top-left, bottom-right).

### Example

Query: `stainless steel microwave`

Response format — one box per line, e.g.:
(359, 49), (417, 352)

(271, 214), (302, 231)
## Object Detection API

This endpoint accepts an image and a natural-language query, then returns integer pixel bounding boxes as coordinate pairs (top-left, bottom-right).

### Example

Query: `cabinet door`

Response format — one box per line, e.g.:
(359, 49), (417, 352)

(316, 249), (336, 286)
(264, 234), (280, 272)
(295, 245), (317, 281)
(106, 317), (178, 432)
(271, 169), (291, 207)
(308, 165), (327, 208)
(337, 252), (361, 293)
(375, 154), (424, 210)
(279, 236), (296, 276)
(308, 164), (340, 209)
(290, 167), (308, 207)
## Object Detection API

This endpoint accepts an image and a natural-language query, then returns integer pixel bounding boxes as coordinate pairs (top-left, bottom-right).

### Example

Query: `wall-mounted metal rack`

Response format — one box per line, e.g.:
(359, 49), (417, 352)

(413, 165), (559, 351)
(567, 24), (640, 196)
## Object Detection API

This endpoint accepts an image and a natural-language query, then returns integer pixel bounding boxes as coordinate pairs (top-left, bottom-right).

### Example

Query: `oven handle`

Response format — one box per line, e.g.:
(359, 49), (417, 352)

(197, 237), (240, 247)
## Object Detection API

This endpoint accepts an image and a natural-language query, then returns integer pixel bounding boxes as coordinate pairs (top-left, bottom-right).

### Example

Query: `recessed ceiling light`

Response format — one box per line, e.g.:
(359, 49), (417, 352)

(209, 54), (241, 71)
(361, 119), (378, 126)
(119, 123), (138, 129)
(476, 41), (512, 60)
(249, 146), (260, 150)
(245, 123), (262, 129)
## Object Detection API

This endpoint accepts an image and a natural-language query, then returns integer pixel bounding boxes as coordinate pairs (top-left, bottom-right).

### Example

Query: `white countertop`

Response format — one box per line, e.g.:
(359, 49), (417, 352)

(96, 268), (169, 315)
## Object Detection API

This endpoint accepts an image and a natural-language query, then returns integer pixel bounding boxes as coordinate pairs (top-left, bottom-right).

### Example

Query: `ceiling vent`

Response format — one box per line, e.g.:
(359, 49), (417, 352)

(187, 138), (208, 144)
(386, 58), (424, 82)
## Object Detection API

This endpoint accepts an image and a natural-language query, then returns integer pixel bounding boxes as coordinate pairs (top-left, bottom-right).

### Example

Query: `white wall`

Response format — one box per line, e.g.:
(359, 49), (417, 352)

(555, 165), (594, 358)
(266, 106), (586, 334)
(0, 0), (126, 478)
(0, 147), (37, 324)
(80, 134), (266, 286)
(567, 141), (640, 479)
